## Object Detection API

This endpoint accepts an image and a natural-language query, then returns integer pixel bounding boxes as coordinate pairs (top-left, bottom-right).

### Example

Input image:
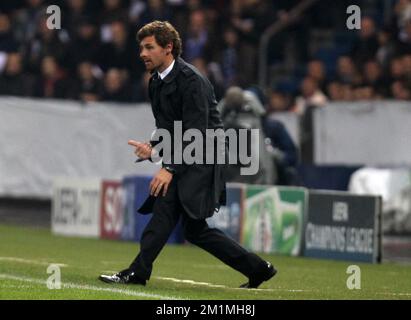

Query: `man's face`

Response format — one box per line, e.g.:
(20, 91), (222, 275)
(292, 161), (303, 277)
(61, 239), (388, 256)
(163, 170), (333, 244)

(139, 35), (171, 72)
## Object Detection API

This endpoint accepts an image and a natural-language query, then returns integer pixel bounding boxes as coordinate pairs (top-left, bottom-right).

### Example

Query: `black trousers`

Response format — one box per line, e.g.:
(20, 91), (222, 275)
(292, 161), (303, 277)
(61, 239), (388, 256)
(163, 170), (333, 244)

(129, 179), (267, 281)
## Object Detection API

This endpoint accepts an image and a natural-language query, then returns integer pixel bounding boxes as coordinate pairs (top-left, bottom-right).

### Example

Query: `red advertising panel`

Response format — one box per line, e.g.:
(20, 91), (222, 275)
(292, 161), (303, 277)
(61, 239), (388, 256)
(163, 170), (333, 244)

(100, 181), (123, 240)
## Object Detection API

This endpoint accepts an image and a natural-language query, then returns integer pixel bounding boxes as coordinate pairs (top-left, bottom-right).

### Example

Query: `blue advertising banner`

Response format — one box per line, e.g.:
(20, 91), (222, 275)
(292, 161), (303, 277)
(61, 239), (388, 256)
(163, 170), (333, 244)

(121, 176), (138, 241)
(121, 175), (183, 243)
(304, 190), (381, 263)
(206, 183), (244, 242)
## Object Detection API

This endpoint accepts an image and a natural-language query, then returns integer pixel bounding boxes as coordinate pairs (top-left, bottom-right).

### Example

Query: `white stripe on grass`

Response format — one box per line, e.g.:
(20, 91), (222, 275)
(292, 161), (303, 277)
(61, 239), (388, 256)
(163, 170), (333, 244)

(154, 276), (314, 293)
(0, 273), (180, 300)
(155, 276), (227, 289)
(377, 292), (411, 297)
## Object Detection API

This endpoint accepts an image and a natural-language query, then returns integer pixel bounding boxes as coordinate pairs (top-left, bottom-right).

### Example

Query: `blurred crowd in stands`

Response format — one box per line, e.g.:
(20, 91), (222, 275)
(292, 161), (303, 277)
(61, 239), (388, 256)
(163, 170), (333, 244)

(0, 0), (410, 114)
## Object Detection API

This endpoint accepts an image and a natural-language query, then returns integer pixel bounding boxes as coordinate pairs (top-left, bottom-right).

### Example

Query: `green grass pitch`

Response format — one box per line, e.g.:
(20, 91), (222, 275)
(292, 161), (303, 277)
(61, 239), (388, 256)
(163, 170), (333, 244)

(0, 224), (410, 300)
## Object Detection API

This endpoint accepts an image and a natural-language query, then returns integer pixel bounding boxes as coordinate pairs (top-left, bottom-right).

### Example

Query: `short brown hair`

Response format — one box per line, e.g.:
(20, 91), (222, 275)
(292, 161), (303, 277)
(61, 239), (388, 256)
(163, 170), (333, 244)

(137, 21), (182, 58)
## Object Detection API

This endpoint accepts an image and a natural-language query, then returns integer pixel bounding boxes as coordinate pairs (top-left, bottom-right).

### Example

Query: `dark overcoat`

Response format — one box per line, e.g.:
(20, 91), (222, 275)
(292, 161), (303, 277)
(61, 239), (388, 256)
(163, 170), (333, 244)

(139, 57), (227, 219)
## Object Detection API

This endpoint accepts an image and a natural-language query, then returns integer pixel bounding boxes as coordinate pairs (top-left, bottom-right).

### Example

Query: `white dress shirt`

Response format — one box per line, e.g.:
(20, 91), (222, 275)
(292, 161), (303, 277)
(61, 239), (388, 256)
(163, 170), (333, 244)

(158, 59), (175, 80)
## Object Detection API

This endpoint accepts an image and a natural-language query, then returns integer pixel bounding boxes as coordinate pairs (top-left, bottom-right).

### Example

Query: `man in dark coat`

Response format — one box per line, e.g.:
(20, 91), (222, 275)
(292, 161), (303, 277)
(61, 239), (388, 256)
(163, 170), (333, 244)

(99, 21), (276, 288)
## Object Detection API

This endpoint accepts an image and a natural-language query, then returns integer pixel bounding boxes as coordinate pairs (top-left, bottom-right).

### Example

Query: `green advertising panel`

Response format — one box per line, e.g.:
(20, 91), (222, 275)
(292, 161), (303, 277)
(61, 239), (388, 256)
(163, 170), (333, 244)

(242, 185), (307, 256)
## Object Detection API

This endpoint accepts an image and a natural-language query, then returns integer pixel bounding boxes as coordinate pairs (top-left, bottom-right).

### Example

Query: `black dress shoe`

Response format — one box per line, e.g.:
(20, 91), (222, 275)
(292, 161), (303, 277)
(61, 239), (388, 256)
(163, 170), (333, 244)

(99, 269), (146, 285)
(240, 262), (277, 289)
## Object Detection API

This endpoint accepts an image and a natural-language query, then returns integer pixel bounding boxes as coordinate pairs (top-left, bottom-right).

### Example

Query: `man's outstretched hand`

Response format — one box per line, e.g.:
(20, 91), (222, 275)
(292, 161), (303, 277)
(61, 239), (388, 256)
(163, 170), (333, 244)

(128, 140), (152, 160)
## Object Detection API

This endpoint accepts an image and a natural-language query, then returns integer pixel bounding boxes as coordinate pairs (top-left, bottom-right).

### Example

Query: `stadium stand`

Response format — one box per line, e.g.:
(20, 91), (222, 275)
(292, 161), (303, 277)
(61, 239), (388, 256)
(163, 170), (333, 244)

(0, 1), (403, 104)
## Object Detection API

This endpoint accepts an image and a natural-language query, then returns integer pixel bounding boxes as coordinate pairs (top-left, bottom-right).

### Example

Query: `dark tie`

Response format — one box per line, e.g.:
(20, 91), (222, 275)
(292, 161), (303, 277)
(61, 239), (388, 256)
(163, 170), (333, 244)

(152, 72), (162, 85)
(151, 73), (163, 113)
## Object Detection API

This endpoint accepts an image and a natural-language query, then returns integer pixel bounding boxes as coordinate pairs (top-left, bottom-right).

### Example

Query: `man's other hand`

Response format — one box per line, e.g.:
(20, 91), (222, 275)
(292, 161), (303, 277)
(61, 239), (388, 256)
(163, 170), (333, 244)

(150, 168), (173, 197)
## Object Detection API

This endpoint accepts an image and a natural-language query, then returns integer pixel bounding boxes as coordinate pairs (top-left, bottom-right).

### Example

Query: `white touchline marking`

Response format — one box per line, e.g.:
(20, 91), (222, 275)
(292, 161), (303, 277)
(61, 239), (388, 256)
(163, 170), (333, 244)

(377, 292), (411, 296)
(155, 276), (226, 288)
(0, 257), (68, 267)
(154, 276), (314, 292)
(0, 274), (180, 300)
